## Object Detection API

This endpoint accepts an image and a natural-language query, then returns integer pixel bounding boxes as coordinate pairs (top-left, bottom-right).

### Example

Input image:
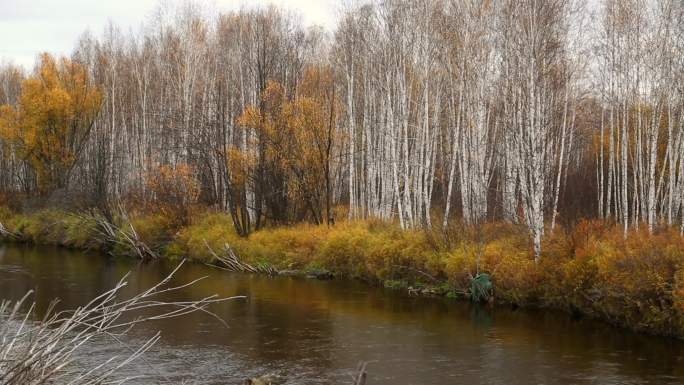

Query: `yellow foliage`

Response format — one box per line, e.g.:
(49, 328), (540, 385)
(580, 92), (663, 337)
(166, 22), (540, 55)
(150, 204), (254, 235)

(0, 54), (101, 193)
(144, 164), (200, 226)
(3, 205), (684, 337)
(236, 66), (341, 225)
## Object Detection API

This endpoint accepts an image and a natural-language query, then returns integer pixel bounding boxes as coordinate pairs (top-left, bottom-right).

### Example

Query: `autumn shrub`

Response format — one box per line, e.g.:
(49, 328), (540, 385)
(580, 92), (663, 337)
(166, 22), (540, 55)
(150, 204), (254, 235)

(534, 228), (577, 307)
(589, 226), (684, 334)
(317, 223), (372, 277)
(443, 244), (478, 287)
(366, 227), (435, 282)
(168, 212), (241, 262)
(60, 214), (101, 250)
(143, 164), (200, 226)
(478, 224), (536, 303)
(169, 214), (328, 266)
(167, 217), (441, 281)
(674, 268), (684, 332)
(0, 205), (14, 224)
(244, 223), (325, 267)
(0, 206), (103, 251)
(14, 210), (64, 243)
(0, 192), (24, 211)
(3, 204), (684, 337)
(111, 212), (176, 257)
(534, 220), (684, 335)
(0, 206), (26, 239)
(488, 252), (541, 304)
(439, 222), (535, 302)
(16, 210), (97, 249)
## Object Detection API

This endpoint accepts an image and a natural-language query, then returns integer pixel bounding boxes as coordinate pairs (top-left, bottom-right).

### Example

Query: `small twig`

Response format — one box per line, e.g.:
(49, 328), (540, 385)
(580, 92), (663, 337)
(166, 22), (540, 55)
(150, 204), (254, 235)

(0, 222), (18, 240)
(0, 260), (244, 384)
(204, 240), (278, 275)
(353, 362), (367, 385)
(78, 210), (158, 261)
(395, 265), (441, 283)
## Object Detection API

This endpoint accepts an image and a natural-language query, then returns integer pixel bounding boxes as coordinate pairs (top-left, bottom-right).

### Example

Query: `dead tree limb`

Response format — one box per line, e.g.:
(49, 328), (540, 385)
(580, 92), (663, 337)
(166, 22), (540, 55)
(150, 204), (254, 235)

(204, 240), (278, 275)
(0, 222), (18, 240)
(353, 362), (367, 385)
(80, 210), (159, 261)
(0, 260), (243, 384)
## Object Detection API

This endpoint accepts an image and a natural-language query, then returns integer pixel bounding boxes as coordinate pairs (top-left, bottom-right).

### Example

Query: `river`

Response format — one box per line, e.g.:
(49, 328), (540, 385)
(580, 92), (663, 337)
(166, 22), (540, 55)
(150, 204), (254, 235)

(0, 243), (683, 384)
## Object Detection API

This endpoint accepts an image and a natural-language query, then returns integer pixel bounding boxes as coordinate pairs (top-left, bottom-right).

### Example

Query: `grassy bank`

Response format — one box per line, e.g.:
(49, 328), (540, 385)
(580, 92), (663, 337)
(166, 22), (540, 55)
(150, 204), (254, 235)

(1, 205), (684, 338)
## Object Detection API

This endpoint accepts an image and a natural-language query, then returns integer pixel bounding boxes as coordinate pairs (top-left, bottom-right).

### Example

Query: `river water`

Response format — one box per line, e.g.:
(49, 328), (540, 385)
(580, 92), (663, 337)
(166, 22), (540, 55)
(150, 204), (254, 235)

(0, 243), (683, 384)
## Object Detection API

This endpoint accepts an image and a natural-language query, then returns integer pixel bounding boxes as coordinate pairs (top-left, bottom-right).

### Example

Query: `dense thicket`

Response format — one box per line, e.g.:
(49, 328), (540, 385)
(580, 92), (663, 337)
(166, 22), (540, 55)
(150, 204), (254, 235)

(1, 0), (683, 257)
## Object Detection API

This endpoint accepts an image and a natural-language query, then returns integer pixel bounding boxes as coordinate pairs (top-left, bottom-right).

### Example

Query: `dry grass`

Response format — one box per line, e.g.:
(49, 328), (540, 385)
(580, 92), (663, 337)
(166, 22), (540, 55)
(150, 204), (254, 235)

(2, 205), (684, 336)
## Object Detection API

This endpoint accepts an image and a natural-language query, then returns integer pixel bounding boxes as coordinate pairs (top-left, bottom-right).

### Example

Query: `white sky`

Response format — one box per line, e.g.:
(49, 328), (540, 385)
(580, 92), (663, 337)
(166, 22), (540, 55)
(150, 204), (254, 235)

(0, 0), (339, 70)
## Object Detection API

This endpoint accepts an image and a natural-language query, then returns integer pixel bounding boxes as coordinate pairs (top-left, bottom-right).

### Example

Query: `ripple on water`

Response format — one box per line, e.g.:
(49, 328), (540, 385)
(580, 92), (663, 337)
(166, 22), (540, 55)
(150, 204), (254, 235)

(1, 244), (684, 385)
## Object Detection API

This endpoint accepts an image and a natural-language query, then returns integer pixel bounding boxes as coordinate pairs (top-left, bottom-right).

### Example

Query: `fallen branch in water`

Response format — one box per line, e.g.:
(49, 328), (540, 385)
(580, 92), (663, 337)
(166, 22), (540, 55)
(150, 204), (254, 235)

(0, 222), (18, 240)
(0, 260), (243, 385)
(79, 208), (159, 261)
(353, 362), (368, 385)
(204, 240), (279, 275)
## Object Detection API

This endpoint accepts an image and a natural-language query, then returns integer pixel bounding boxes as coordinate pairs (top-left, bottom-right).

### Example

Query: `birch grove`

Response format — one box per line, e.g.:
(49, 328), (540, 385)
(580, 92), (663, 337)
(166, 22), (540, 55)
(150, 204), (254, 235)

(596, 0), (684, 236)
(1, 0), (683, 256)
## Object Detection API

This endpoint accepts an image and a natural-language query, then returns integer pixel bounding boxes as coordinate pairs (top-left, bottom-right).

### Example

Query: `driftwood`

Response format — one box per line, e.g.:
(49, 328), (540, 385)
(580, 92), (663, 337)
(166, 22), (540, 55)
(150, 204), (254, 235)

(81, 209), (159, 261)
(0, 222), (18, 240)
(353, 362), (368, 385)
(204, 240), (279, 275)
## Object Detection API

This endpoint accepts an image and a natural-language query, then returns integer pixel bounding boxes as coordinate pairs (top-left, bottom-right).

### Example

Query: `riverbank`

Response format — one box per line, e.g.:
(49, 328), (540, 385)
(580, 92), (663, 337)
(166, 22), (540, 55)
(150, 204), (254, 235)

(5, 242), (683, 384)
(1, 205), (684, 338)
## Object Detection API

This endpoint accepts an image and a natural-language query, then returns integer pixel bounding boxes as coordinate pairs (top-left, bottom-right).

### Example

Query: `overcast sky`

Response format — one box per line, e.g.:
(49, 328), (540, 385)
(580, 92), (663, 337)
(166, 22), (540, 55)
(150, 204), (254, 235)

(0, 0), (339, 70)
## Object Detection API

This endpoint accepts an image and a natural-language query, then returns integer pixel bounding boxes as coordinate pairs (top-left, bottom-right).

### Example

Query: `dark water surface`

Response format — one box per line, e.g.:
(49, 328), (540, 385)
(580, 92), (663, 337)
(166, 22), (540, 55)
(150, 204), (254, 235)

(1, 243), (683, 384)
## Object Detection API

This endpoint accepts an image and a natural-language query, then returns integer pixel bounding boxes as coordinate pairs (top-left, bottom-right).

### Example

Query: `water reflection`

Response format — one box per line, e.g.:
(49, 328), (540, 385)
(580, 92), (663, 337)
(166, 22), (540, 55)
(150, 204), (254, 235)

(0, 244), (683, 384)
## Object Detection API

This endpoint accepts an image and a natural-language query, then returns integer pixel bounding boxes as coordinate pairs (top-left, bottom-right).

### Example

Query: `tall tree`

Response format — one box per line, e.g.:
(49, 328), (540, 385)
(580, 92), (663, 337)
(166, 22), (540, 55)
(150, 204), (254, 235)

(0, 54), (101, 194)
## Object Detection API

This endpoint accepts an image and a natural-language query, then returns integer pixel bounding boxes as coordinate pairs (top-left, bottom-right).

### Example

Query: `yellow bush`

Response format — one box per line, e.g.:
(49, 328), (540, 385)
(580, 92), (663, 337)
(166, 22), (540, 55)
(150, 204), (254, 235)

(61, 214), (100, 249)
(485, 250), (539, 304)
(443, 244), (478, 286)
(0, 205), (13, 223)
(143, 164), (200, 226)
(318, 224), (371, 277)
(246, 223), (323, 266)
(169, 212), (239, 261)
(0, 208), (101, 249)
(558, 223), (684, 335)
(674, 267), (684, 331)
(111, 212), (176, 257)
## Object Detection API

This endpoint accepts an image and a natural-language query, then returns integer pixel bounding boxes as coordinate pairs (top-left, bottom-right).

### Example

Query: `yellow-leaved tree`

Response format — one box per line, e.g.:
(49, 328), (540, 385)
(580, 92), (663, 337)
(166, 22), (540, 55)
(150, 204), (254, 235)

(0, 53), (102, 194)
(237, 65), (340, 226)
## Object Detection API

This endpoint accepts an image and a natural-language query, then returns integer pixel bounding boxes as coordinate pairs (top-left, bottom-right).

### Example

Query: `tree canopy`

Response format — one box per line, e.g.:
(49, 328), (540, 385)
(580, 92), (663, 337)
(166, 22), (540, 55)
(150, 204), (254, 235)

(0, 53), (101, 194)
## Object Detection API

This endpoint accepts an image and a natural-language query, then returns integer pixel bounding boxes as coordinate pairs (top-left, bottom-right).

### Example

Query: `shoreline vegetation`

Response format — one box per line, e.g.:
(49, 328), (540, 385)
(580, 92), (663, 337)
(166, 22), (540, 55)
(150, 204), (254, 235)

(2, 205), (684, 339)
(0, 0), (684, 359)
